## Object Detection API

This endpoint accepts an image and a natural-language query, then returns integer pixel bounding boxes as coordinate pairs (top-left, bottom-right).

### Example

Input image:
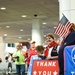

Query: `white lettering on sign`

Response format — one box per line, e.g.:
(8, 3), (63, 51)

(37, 61), (56, 66)
(71, 71), (75, 75)
(33, 71), (58, 75)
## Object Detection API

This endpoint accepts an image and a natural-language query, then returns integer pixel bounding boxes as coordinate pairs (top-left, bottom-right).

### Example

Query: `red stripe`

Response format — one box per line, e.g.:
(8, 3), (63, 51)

(54, 21), (72, 38)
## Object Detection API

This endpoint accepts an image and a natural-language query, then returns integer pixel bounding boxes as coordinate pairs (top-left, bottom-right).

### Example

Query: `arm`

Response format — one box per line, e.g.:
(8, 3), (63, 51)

(28, 56), (34, 75)
(47, 56), (58, 60)
(12, 52), (17, 58)
(23, 50), (28, 58)
(64, 31), (75, 47)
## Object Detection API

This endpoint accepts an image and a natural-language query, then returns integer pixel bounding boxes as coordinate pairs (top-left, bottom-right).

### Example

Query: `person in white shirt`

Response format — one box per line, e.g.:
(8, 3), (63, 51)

(5, 53), (13, 72)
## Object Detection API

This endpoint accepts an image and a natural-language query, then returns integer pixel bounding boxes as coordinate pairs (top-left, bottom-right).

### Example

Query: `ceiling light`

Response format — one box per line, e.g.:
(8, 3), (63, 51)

(22, 15), (27, 17)
(28, 38), (30, 40)
(6, 26), (10, 28)
(44, 35), (46, 37)
(4, 34), (7, 36)
(20, 29), (24, 31)
(42, 22), (46, 24)
(54, 27), (56, 28)
(0, 7), (6, 10)
(19, 37), (22, 39)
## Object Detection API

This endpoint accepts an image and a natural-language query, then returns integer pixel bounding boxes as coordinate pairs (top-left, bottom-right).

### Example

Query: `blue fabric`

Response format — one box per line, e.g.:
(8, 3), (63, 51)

(28, 55), (42, 75)
(64, 45), (75, 75)
(16, 64), (25, 75)
(59, 15), (68, 25)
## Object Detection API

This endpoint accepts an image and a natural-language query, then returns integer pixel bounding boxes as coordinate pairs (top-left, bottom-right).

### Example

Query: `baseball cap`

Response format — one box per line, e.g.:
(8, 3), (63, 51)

(30, 40), (36, 44)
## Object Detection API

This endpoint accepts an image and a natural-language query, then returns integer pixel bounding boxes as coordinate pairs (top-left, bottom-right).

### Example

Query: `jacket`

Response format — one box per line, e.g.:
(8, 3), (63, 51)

(58, 31), (75, 74)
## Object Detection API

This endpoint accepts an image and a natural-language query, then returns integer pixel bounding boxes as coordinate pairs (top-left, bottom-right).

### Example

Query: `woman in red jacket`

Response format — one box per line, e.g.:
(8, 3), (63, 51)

(24, 40), (37, 67)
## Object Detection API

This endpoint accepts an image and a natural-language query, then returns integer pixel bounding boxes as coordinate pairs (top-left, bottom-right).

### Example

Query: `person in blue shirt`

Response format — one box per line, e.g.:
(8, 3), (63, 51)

(28, 45), (45, 75)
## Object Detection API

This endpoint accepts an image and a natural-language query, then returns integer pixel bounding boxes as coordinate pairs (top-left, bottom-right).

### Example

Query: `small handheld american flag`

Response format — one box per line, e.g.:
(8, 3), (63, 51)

(54, 15), (72, 38)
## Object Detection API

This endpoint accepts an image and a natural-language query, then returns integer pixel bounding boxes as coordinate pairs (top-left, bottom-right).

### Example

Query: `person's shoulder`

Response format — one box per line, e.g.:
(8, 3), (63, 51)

(31, 55), (41, 60)
(32, 55), (37, 58)
(70, 31), (75, 34)
(67, 31), (75, 37)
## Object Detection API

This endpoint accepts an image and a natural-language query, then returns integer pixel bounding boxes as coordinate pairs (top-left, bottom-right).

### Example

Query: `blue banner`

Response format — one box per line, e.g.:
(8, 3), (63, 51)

(64, 45), (75, 75)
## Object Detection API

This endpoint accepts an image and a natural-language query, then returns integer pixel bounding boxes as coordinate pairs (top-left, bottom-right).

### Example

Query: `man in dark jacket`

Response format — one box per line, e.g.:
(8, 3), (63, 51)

(58, 23), (75, 75)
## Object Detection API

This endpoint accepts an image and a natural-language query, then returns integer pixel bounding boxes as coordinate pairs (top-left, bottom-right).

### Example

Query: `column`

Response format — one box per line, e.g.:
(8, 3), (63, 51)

(32, 19), (44, 46)
(59, 0), (75, 23)
(0, 37), (5, 61)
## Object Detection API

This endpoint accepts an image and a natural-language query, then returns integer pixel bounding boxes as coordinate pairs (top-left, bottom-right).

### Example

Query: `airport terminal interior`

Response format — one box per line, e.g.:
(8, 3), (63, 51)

(0, 0), (59, 75)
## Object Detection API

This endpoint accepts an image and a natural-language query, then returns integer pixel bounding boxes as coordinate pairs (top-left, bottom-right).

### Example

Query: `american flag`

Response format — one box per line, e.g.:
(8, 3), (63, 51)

(54, 15), (72, 38)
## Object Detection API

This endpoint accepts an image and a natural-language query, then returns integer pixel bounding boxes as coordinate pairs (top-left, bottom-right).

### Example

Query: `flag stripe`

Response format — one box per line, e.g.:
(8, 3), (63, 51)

(54, 15), (72, 38)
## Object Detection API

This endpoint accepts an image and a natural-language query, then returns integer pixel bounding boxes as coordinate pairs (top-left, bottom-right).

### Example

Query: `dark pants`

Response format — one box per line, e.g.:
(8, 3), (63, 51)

(16, 64), (25, 75)
(58, 49), (64, 75)
(8, 62), (12, 72)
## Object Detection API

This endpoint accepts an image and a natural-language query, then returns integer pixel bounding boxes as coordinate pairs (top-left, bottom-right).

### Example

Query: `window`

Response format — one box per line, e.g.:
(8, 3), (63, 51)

(7, 43), (15, 47)
(8, 43), (11, 47)
(12, 43), (15, 47)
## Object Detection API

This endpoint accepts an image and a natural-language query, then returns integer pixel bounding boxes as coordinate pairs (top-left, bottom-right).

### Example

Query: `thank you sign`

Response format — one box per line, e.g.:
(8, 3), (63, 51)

(32, 60), (59, 75)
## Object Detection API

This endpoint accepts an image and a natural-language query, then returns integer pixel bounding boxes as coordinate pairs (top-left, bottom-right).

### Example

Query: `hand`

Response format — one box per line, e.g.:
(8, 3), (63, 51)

(6, 60), (8, 62)
(37, 53), (43, 57)
(23, 58), (27, 62)
(46, 56), (54, 60)
(46, 56), (52, 60)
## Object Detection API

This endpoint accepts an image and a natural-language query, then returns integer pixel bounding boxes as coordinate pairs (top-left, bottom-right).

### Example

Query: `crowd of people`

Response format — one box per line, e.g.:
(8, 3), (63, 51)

(0, 23), (75, 75)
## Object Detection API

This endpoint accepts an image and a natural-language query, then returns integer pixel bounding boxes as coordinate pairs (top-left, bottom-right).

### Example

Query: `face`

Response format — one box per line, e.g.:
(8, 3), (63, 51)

(30, 43), (36, 50)
(16, 45), (21, 50)
(46, 36), (54, 45)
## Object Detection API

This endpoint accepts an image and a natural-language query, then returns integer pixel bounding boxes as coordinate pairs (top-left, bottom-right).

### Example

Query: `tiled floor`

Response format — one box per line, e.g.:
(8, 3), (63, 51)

(0, 63), (28, 75)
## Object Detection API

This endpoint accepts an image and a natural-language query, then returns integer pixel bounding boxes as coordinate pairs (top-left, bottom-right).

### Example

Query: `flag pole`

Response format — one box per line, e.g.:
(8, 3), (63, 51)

(62, 13), (64, 16)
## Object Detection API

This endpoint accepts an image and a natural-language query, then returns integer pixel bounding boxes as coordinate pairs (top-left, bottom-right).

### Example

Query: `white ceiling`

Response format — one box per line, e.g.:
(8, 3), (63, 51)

(0, 0), (59, 43)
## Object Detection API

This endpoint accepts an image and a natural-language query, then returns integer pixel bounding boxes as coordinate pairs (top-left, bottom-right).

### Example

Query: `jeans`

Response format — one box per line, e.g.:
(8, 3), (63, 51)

(16, 64), (25, 75)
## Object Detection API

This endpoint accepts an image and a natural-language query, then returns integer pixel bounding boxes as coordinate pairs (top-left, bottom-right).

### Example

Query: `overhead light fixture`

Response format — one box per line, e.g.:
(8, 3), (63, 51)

(20, 29), (24, 31)
(0, 7), (6, 10)
(6, 26), (10, 28)
(22, 15), (27, 17)
(4, 34), (7, 36)
(19, 37), (22, 39)
(42, 22), (46, 24)
(54, 27), (56, 29)
(44, 35), (46, 37)
(28, 38), (30, 40)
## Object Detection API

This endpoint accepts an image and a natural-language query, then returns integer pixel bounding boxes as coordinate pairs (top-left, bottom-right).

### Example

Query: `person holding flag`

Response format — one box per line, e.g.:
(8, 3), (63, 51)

(54, 15), (75, 75)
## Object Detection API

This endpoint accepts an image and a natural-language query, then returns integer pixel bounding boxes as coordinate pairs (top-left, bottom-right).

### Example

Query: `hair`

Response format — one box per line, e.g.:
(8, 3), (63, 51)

(36, 45), (44, 53)
(46, 33), (55, 39)
(0, 58), (2, 63)
(70, 23), (75, 32)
